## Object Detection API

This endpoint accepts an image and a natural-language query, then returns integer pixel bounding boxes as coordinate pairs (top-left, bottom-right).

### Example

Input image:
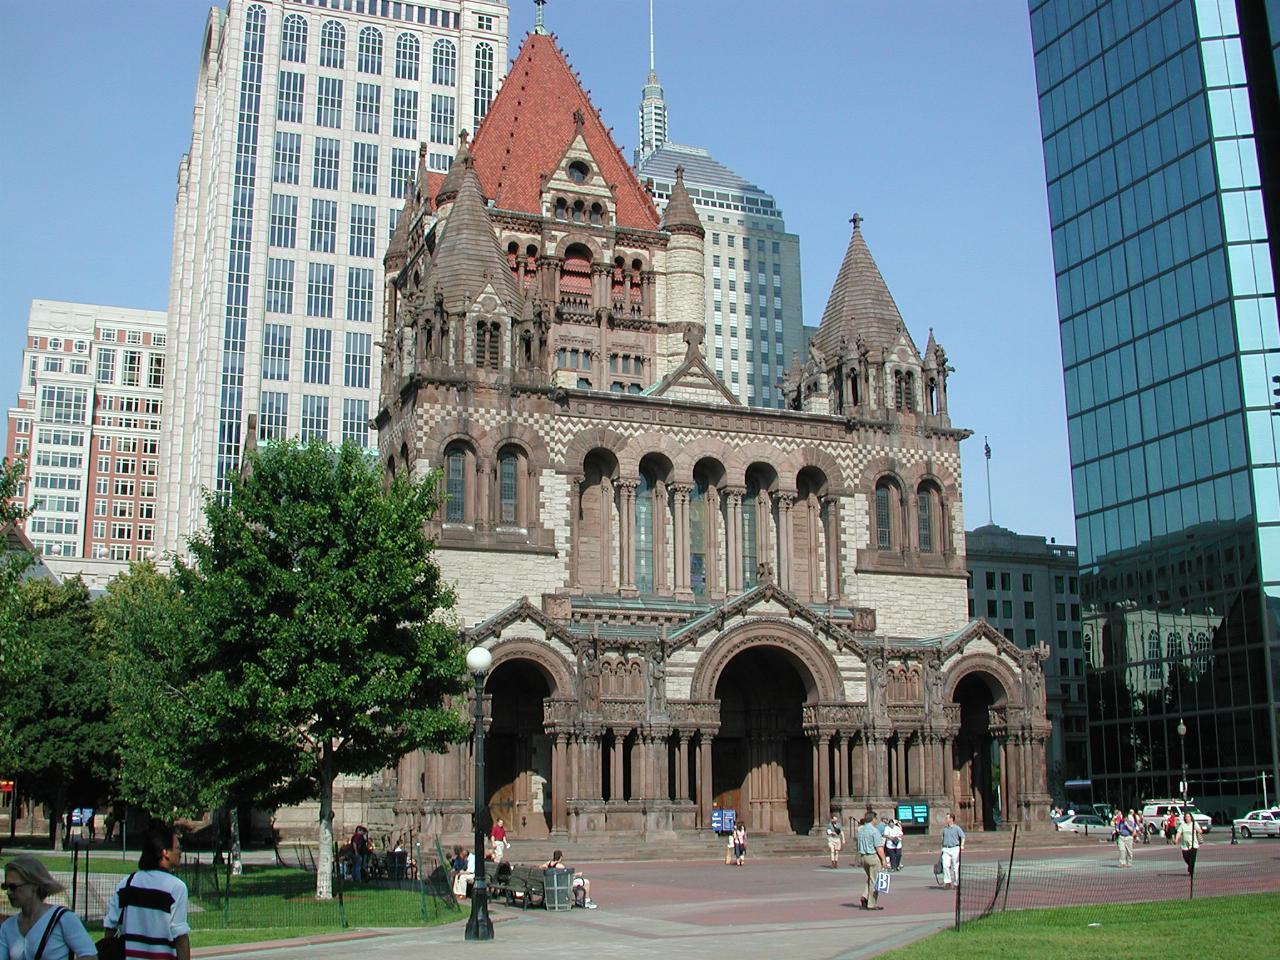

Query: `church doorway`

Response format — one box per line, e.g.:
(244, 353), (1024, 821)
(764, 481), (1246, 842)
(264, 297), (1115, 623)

(485, 659), (552, 840)
(712, 646), (814, 835)
(953, 673), (999, 830)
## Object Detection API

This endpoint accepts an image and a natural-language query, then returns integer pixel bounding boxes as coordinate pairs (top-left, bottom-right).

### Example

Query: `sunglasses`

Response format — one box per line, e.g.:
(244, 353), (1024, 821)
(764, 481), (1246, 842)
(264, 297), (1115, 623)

(2, 882), (30, 892)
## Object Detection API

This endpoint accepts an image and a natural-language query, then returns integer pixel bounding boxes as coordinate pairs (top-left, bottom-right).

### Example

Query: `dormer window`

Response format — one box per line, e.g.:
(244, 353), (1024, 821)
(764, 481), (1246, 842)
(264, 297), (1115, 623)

(568, 160), (590, 184)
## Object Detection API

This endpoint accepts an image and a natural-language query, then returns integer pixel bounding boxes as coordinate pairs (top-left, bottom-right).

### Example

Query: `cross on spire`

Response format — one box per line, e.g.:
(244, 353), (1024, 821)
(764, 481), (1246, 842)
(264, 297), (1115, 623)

(850, 212), (864, 230)
(533, 0), (548, 35)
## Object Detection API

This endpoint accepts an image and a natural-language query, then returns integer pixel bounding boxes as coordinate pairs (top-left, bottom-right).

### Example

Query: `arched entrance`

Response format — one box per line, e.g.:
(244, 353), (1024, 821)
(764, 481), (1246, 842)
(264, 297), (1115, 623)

(713, 647), (813, 835)
(485, 659), (552, 839)
(953, 673), (1000, 830)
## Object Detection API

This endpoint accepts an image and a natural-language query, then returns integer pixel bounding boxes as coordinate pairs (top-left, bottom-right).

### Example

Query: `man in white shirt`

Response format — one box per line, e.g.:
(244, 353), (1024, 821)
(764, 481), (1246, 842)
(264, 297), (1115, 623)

(103, 823), (191, 960)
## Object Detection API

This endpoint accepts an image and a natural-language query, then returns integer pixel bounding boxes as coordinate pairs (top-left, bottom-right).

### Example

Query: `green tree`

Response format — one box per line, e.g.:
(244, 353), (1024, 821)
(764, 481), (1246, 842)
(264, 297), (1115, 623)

(178, 440), (468, 898)
(2, 577), (117, 848)
(1, 456), (35, 690)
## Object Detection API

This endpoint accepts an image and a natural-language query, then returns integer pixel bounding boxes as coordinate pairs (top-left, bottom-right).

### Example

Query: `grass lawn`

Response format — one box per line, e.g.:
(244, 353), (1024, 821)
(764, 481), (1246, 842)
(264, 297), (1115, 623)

(880, 892), (1280, 960)
(2, 852), (137, 875)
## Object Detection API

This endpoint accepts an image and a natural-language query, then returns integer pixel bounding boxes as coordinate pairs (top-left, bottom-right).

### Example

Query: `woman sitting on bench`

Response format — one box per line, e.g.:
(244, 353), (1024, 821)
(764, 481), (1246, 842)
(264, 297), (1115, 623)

(543, 850), (597, 909)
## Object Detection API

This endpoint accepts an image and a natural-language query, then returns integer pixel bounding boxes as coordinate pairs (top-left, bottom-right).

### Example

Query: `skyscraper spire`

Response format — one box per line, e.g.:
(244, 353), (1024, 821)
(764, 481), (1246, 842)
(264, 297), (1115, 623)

(637, 0), (668, 163)
(533, 0), (547, 35)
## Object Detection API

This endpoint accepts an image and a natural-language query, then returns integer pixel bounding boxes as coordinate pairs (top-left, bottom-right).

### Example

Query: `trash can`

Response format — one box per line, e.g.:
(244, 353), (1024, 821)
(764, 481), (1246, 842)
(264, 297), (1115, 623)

(543, 867), (574, 911)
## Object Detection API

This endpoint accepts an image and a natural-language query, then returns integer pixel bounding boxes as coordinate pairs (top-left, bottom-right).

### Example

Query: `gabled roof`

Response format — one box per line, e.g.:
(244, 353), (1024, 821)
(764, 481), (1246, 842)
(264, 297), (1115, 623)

(812, 215), (916, 360)
(463, 595), (576, 647)
(469, 33), (660, 231)
(646, 333), (740, 406)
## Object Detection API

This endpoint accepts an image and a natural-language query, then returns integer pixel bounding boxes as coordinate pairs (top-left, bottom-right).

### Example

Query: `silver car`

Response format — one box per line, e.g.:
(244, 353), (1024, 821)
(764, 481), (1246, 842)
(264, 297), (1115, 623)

(1055, 814), (1109, 834)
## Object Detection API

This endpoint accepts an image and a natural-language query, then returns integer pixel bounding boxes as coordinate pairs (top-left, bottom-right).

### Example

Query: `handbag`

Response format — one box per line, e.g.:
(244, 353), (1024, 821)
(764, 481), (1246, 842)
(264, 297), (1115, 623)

(33, 907), (66, 960)
(875, 869), (891, 893)
(97, 872), (135, 960)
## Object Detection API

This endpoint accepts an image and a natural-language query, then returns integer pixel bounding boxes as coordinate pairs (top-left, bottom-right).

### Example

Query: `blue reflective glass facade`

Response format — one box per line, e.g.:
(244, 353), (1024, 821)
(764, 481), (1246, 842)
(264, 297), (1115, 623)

(1031, 0), (1280, 819)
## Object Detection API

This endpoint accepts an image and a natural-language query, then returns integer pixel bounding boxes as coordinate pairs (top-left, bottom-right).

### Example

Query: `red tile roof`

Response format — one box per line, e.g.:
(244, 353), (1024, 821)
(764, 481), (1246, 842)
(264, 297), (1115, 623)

(469, 33), (660, 231)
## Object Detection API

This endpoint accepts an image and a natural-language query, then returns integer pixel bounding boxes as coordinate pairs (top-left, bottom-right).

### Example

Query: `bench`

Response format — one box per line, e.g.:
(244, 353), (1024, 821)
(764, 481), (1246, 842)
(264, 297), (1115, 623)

(489, 863), (547, 910)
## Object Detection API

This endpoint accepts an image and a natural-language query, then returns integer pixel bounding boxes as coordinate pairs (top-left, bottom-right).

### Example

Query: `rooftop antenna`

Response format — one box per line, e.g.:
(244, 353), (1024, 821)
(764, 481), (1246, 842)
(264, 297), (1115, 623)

(649, 0), (655, 73)
(533, 0), (548, 35)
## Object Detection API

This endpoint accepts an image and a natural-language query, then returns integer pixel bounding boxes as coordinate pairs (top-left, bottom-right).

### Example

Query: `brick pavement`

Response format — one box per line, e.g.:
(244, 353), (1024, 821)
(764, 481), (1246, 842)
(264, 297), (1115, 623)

(191, 837), (1280, 960)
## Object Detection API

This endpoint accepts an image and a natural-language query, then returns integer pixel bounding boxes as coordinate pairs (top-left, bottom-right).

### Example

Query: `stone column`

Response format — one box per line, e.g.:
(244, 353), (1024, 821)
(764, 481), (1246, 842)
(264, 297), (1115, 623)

(609, 732), (624, 802)
(568, 476), (582, 585)
(833, 733), (846, 798)
(724, 487), (744, 593)
(600, 477), (614, 589)
(824, 495), (842, 600)
(707, 487), (722, 598)
(654, 482), (668, 593)
(672, 483), (692, 597)
(676, 733), (691, 802)
(777, 493), (795, 592)
(630, 733), (647, 800)
(551, 733), (568, 832)
(850, 733), (866, 799)
(618, 479), (637, 592)
(697, 734), (713, 826)
(814, 734), (831, 824)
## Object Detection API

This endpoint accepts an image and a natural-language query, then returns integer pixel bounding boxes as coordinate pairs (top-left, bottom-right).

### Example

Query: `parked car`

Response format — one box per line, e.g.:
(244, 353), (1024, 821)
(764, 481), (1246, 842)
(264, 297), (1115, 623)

(1055, 814), (1109, 833)
(1232, 809), (1280, 838)
(1140, 799), (1212, 834)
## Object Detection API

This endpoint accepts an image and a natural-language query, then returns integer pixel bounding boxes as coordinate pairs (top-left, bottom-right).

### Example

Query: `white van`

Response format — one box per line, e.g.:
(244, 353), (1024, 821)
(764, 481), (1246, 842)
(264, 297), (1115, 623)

(1141, 799), (1213, 834)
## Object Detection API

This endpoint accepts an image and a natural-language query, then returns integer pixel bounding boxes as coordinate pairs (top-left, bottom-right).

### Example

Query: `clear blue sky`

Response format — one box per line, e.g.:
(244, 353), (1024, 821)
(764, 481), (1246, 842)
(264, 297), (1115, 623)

(0, 0), (1076, 545)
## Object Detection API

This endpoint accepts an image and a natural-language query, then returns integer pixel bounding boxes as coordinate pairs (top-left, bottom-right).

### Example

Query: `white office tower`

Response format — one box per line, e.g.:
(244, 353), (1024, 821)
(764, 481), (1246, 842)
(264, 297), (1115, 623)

(5, 300), (167, 582)
(160, 0), (509, 555)
(633, 4), (803, 408)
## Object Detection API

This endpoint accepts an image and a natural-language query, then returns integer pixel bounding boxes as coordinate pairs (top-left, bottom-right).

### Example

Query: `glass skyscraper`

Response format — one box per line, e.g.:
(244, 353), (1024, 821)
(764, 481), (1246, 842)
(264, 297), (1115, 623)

(1030, 0), (1280, 820)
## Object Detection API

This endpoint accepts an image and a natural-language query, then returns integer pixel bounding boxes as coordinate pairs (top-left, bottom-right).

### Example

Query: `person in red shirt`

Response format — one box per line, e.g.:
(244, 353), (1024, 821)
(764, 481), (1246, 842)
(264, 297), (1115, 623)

(490, 819), (507, 863)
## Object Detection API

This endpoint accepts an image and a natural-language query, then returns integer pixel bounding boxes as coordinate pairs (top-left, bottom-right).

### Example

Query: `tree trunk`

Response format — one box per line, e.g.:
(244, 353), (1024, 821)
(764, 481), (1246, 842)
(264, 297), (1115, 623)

(315, 751), (335, 900)
(230, 805), (243, 876)
(51, 789), (68, 851)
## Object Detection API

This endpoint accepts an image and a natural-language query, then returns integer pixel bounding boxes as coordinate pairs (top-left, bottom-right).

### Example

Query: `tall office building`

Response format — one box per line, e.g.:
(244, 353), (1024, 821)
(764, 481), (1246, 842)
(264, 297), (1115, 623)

(1030, 0), (1280, 817)
(632, 13), (804, 407)
(160, 0), (508, 554)
(5, 301), (167, 572)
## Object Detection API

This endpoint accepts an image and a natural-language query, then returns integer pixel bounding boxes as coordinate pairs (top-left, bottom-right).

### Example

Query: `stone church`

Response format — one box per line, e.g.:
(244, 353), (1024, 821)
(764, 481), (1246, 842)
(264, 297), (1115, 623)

(376, 31), (1050, 840)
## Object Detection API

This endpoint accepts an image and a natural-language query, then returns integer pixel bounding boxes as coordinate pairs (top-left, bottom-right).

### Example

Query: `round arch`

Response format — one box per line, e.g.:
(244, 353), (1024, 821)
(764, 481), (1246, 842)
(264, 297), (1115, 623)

(483, 638), (576, 699)
(688, 619), (844, 704)
(943, 653), (1020, 708)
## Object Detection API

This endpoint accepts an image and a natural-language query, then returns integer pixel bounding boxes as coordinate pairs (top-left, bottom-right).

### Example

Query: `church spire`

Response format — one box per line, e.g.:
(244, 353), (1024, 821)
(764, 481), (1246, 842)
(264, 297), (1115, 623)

(637, 0), (668, 162)
(533, 0), (548, 35)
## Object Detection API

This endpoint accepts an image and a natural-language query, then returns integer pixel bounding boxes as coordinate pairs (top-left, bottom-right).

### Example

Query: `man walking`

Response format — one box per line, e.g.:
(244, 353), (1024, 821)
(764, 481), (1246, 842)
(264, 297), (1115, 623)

(855, 812), (887, 911)
(491, 818), (508, 864)
(1116, 809), (1137, 867)
(102, 822), (191, 960)
(825, 814), (844, 869)
(939, 812), (965, 888)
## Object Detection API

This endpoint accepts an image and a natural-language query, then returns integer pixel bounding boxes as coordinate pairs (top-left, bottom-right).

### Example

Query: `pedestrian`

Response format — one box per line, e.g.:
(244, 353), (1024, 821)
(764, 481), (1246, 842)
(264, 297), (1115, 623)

(883, 817), (904, 871)
(1164, 811), (1178, 844)
(2, 855), (97, 960)
(1175, 811), (1202, 875)
(490, 818), (508, 863)
(855, 812), (887, 910)
(939, 812), (965, 888)
(102, 822), (192, 960)
(1116, 809), (1136, 867)
(732, 822), (747, 866)
(825, 814), (844, 868)
(1135, 811), (1148, 844)
(350, 825), (370, 882)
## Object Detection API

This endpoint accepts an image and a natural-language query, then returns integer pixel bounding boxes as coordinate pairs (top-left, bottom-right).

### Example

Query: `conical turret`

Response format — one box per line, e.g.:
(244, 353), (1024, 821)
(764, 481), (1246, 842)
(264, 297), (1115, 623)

(661, 166), (703, 237)
(430, 158), (519, 313)
(813, 214), (915, 362)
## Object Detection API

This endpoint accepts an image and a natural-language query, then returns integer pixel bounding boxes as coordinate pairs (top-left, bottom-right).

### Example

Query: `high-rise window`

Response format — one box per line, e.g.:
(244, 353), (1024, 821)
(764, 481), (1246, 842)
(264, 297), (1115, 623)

(148, 354), (165, 389)
(269, 194), (298, 248)
(429, 94), (455, 145)
(344, 332), (372, 388)
(342, 398), (370, 447)
(474, 42), (495, 122)
(306, 263), (334, 318)
(309, 199), (337, 252)
(258, 391), (288, 440)
(95, 349), (115, 384)
(312, 137), (340, 190)
(391, 148), (415, 198)
(303, 328), (332, 385)
(39, 386), (87, 425)
(262, 323), (291, 381)
(280, 13), (307, 63)
(431, 38), (457, 86)
(393, 88), (419, 139)
(300, 395), (329, 441)
(355, 82), (381, 133)
(357, 26), (383, 74)
(277, 71), (305, 123)
(273, 132), (301, 184)
(319, 20), (345, 68)
(122, 351), (141, 387)
(316, 76), (343, 128)
(266, 257), (294, 313)
(395, 32), (420, 80)
(349, 204), (377, 258)
(347, 268), (374, 322)
(352, 143), (379, 195)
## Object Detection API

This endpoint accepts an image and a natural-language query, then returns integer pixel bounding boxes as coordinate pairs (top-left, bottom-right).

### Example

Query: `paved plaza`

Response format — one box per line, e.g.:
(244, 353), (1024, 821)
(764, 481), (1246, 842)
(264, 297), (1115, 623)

(191, 836), (1280, 960)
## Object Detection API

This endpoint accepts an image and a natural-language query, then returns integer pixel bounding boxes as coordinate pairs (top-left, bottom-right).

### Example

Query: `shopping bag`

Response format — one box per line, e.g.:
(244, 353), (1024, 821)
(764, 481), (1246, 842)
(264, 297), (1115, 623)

(875, 870), (891, 893)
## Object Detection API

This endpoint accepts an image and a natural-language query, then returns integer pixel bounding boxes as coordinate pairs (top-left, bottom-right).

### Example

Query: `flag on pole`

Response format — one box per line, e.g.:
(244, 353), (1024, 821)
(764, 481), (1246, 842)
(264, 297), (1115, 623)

(984, 437), (991, 460)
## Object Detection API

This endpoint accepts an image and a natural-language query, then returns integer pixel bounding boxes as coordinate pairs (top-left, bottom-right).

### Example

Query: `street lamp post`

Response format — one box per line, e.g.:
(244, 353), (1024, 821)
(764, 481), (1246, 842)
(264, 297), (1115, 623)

(1176, 718), (1188, 805)
(464, 645), (494, 942)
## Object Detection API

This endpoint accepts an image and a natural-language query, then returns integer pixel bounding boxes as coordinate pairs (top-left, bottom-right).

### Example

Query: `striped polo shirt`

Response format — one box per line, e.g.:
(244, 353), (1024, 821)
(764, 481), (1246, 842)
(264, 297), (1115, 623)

(105, 869), (191, 959)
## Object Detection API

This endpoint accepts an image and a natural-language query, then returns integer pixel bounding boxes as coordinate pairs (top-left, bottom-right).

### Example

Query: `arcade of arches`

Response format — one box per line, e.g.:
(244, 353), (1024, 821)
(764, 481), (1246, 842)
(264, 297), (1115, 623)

(394, 606), (1052, 840)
